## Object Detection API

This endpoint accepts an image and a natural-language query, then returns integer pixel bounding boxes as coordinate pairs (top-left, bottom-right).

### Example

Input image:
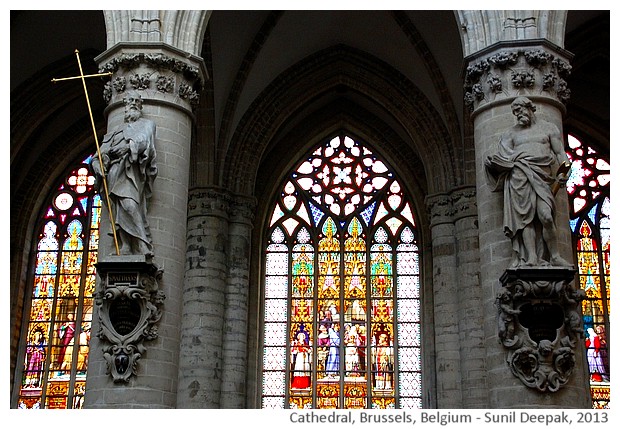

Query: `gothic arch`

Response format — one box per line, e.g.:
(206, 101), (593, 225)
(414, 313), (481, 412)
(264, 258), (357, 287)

(10, 51), (108, 389)
(103, 10), (211, 55)
(248, 97), (437, 409)
(456, 10), (568, 57)
(254, 101), (430, 237)
(223, 45), (459, 197)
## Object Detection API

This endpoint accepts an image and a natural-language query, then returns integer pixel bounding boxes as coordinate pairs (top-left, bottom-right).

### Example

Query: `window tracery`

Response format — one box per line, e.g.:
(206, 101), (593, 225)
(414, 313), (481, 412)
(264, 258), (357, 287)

(261, 135), (422, 409)
(566, 134), (610, 408)
(18, 155), (100, 409)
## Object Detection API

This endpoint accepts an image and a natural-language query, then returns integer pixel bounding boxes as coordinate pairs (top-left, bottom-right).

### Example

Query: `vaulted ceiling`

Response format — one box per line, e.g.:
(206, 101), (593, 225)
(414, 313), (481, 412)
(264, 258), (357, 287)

(11, 10), (609, 191)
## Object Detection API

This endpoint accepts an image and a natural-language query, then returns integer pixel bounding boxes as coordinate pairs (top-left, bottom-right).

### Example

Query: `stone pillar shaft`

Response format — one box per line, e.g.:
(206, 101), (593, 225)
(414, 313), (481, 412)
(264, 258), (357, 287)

(220, 196), (256, 408)
(426, 187), (485, 408)
(452, 187), (487, 408)
(179, 188), (255, 408)
(466, 41), (589, 408)
(85, 43), (204, 409)
(425, 193), (462, 408)
(179, 188), (229, 408)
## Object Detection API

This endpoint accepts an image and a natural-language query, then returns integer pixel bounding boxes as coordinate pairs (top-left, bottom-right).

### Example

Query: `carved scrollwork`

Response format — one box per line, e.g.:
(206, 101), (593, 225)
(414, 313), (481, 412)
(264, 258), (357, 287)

(509, 341), (576, 392)
(497, 268), (585, 392)
(95, 257), (165, 383)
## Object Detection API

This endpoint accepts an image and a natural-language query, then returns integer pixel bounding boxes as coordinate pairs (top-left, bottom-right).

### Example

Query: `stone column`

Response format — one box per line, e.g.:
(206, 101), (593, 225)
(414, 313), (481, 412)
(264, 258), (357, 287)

(178, 187), (230, 408)
(465, 41), (590, 408)
(220, 194), (256, 408)
(425, 193), (462, 408)
(451, 186), (487, 408)
(85, 43), (205, 408)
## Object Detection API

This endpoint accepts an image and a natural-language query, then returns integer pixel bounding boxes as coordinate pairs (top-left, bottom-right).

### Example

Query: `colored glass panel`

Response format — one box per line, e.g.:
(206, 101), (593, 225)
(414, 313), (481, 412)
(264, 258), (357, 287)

(18, 155), (99, 409)
(262, 134), (421, 408)
(566, 135), (610, 409)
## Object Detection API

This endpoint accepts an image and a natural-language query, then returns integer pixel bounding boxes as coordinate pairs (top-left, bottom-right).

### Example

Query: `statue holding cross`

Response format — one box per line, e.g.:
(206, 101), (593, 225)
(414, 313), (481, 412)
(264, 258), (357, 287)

(90, 91), (158, 256)
(53, 50), (158, 256)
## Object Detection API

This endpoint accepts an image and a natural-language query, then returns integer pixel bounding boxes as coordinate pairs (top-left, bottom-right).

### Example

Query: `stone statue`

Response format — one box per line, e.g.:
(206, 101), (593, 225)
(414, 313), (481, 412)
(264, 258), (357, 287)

(485, 97), (572, 268)
(91, 91), (157, 255)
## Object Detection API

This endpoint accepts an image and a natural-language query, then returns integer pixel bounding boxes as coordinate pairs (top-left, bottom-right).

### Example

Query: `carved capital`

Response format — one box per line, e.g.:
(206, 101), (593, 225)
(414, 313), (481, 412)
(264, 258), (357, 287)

(464, 42), (573, 115)
(425, 186), (478, 226)
(230, 194), (257, 225)
(95, 255), (165, 383)
(188, 187), (232, 219)
(496, 267), (585, 392)
(425, 193), (454, 226)
(188, 187), (257, 224)
(96, 43), (207, 111)
(450, 186), (477, 221)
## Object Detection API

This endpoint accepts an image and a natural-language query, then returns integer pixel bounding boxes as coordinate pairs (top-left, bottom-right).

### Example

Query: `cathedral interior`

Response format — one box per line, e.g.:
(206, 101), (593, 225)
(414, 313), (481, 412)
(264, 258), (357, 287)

(10, 10), (610, 409)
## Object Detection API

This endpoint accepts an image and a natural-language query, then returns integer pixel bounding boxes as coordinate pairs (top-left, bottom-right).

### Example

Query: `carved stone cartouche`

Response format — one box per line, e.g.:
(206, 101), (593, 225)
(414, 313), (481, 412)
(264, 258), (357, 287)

(95, 255), (164, 383)
(497, 267), (584, 392)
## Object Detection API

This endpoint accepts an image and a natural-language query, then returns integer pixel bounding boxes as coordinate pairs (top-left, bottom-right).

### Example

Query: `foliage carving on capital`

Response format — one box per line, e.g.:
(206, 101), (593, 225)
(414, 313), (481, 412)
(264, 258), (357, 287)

(510, 70), (535, 89)
(98, 51), (203, 109)
(464, 47), (572, 112)
(487, 51), (519, 69)
(129, 73), (151, 90)
(178, 83), (200, 107)
(156, 75), (175, 93)
(524, 49), (553, 67)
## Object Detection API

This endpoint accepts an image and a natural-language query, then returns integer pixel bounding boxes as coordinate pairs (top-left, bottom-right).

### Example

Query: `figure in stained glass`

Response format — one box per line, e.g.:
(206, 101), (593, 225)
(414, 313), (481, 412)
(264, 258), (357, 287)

(595, 325), (610, 381)
(77, 323), (91, 373)
(317, 324), (330, 370)
(56, 313), (76, 369)
(291, 332), (312, 389)
(24, 330), (46, 387)
(344, 324), (362, 376)
(585, 328), (608, 382)
(325, 326), (340, 376)
(373, 333), (394, 390)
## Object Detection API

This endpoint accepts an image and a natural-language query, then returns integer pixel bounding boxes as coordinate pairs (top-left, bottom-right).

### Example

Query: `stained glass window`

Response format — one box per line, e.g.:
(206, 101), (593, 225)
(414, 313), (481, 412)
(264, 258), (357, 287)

(18, 155), (100, 409)
(262, 135), (421, 409)
(565, 135), (610, 408)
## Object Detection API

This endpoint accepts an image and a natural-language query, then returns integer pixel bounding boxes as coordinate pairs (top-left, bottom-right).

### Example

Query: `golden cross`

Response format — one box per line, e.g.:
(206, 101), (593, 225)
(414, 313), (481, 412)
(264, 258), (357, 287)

(52, 49), (120, 255)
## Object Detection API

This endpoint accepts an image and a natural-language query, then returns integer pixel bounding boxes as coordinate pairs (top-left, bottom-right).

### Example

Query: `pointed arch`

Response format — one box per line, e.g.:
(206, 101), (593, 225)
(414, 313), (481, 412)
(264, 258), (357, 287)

(261, 134), (422, 409)
(224, 45), (458, 196)
(15, 155), (100, 408)
(456, 10), (568, 57)
(103, 10), (210, 55)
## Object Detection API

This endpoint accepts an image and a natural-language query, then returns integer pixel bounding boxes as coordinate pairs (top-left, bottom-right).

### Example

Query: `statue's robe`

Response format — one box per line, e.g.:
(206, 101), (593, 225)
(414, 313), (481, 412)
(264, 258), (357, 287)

(93, 117), (157, 252)
(485, 137), (555, 263)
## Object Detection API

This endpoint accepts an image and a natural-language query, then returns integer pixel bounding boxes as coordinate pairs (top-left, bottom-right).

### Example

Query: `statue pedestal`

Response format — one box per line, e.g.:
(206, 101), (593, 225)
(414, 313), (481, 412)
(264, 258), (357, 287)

(95, 255), (164, 382)
(497, 267), (584, 392)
